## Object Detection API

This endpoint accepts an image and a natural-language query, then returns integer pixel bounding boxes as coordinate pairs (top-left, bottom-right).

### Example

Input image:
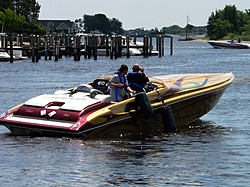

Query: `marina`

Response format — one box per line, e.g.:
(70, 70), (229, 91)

(0, 33), (174, 62)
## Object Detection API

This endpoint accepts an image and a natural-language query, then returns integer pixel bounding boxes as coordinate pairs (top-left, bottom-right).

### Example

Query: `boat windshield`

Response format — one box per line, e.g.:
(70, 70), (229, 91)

(93, 74), (165, 87)
(148, 76), (166, 88)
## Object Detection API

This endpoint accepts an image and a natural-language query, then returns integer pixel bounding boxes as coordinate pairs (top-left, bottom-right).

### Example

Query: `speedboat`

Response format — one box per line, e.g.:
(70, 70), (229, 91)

(0, 72), (234, 138)
(207, 40), (250, 49)
(11, 46), (24, 60)
(0, 47), (24, 61)
(0, 49), (11, 61)
(132, 41), (159, 56)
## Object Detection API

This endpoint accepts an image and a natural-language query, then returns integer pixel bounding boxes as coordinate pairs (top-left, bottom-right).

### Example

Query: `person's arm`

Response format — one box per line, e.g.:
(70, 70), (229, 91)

(140, 67), (148, 78)
(108, 82), (124, 88)
(124, 78), (136, 94)
(126, 86), (136, 94)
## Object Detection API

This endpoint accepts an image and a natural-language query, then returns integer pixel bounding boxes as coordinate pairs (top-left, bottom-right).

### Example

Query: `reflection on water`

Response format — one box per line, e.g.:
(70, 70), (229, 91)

(1, 119), (248, 186)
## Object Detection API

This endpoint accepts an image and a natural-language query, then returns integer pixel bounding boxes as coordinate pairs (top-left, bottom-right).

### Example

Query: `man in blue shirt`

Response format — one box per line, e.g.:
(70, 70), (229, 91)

(108, 64), (135, 102)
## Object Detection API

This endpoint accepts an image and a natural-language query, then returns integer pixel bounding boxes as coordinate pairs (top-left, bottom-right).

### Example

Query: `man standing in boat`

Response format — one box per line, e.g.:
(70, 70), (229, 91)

(127, 63), (149, 92)
(108, 64), (135, 102)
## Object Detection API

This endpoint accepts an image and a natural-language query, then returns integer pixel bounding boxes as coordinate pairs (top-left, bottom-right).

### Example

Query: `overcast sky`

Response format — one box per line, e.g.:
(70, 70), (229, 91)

(37, 0), (250, 30)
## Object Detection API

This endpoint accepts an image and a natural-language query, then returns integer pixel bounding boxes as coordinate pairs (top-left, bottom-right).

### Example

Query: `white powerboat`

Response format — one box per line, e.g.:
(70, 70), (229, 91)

(207, 40), (250, 49)
(0, 49), (11, 61)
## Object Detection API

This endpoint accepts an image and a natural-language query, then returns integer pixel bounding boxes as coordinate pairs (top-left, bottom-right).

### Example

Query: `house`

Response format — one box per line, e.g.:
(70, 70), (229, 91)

(39, 20), (76, 34)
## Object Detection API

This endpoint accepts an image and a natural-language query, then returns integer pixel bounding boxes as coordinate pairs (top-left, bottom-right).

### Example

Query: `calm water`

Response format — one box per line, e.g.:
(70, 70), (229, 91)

(0, 37), (249, 186)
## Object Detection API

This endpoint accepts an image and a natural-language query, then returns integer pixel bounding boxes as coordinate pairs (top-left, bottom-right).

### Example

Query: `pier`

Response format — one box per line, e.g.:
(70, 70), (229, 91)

(0, 33), (174, 62)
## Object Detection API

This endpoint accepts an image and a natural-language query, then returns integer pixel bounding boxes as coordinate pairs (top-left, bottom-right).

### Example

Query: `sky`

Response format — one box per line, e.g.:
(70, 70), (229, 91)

(37, 0), (250, 30)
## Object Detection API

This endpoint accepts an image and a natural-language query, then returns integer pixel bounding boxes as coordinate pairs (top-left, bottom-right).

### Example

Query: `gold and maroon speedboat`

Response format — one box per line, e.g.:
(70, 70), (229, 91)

(0, 72), (234, 138)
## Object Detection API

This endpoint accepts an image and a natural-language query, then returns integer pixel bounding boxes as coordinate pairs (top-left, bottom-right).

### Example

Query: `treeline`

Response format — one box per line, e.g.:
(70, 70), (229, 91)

(75, 14), (124, 35)
(153, 25), (205, 36)
(2, 1), (249, 41)
(207, 5), (250, 40)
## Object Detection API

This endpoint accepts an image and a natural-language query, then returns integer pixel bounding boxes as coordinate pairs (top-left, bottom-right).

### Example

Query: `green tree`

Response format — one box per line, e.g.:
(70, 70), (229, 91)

(83, 14), (111, 34)
(0, 8), (25, 33)
(161, 25), (185, 35)
(83, 15), (95, 33)
(239, 9), (250, 36)
(20, 21), (46, 35)
(83, 13), (123, 35)
(0, 1), (45, 35)
(0, 0), (41, 22)
(206, 5), (250, 39)
(213, 19), (233, 39)
(0, 8), (45, 35)
(109, 18), (123, 34)
(13, 0), (41, 22)
(0, 8), (26, 62)
(222, 5), (239, 33)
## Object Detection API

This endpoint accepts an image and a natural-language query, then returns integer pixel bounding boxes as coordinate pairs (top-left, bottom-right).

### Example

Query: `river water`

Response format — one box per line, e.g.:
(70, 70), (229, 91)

(0, 37), (249, 186)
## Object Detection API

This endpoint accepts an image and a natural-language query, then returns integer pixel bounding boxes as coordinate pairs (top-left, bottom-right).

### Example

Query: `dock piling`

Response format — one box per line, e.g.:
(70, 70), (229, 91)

(0, 33), (174, 62)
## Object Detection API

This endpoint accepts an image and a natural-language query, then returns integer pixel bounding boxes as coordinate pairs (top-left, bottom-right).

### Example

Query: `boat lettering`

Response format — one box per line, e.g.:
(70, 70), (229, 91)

(25, 109), (34, 113)
(40, 110), (46, 116)
(48, 111), (56, 117)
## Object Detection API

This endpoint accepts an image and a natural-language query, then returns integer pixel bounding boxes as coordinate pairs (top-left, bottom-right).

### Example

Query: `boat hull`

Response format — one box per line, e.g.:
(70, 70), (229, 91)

(82, 86), (227, 139)
(207, 41), (250, 49)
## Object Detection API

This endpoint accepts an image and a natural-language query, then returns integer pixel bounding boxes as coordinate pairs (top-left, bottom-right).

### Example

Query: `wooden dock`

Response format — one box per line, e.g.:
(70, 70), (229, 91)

(0, 33), (173, 62)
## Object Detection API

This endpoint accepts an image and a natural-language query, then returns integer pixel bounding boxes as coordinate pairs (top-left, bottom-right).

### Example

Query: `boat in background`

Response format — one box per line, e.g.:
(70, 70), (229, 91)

(0, 49), (11, 61)
(10, 46), (25, 60)
(132, 41), (159, 56)
(77, 33), (159, 56)
(207, 40), (250, 49)
(0, 72), (234, 139)
(0, 48), (25, 61)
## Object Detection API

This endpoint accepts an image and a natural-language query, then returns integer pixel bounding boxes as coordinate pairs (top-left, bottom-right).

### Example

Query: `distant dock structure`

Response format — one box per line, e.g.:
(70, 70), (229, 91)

(0, 33), (174, 62)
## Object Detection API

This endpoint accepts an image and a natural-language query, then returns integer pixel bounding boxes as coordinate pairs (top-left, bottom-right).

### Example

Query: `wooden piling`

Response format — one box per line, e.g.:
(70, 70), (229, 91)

(105, 35), (109, 56)
(73, 35), (81, 61)
(143, 36), (146, 58)
(114, 36), (118, 59)
(20, 34), (23, 46)
(117, 36), (122, 57)
(110, 36), (113, 59)
(36, 35), (40, 62)
(149, 36), (153, 56)
(31, 35), (35, 62)
(0, 33), (174, 62)
(9, 33), (14, 63)
(49, 35), (53, 60)
(126, 36), (130, 58)
(133, 34), (137, 44)
(161, 35), (164, 56)
(170, 36), (173, 55)
(5, 34), (8, 52)
(158, 35), (162, 57)
(84, 35), (87, 59)
(44, 35), (48, 60)
(93, 35), (98, 60)
(156, 35), (159, 51)
(54, 37), (59, 62)
(77, 35), (81, 60)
